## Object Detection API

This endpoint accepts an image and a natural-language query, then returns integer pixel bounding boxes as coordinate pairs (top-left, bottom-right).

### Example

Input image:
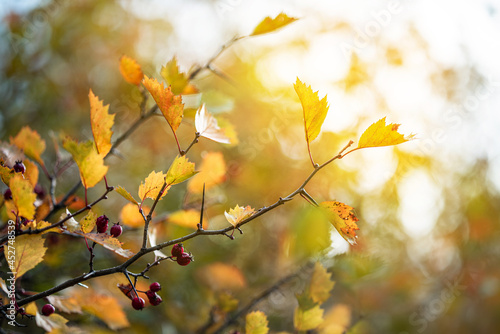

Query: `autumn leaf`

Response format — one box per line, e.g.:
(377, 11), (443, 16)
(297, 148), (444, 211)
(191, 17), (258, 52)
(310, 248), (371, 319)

(62, 137), (108, 189)
(224, 205), (255, 227)
(342, 53), (369, 91)
(294, 78), (329, 164)
(138, 171), (169, 201)
(143, 76), (184, 133)
(319, 304), (351, 334)
(187, 152), (226, 193)
(120, 202), (146, 228)
(309, 262), (335, 304)
(80, 232), (134, 258)
(119, 55), (143, 86)
(251, 12), (298, 36)
(160, 56), (189, 95)
(358, 117), (415, 149)
(47, 295), (83, 314)
(147, 227), (169, 260)
(5, 234), (46, 279)
(294, 304), (324, 331)
(246, 311), (269, 334)
(0, 164), (13, 186)
(115, 185), (139, 205)
(74, 289), (130, 330)
(89, 89), (114, 156)
(195, 104), (232, 144)
(320, 201), (360, 245)
(61, 208), (80, 232)
(10, 126), (46, 166)
(169, 209), (207, 229)
(23, 220), (59, 234)
(79, 210), (97, 233)
(198, 262), (247, 291)
(9, 174), (36, 220)
(23, 159), (39, 187)
(35, 312), (69, 332)
(165, 155), (198, 185)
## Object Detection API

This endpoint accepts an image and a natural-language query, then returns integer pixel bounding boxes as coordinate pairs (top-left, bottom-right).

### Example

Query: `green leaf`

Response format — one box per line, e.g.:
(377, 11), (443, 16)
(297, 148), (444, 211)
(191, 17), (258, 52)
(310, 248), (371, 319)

(115, 186), (139, 205)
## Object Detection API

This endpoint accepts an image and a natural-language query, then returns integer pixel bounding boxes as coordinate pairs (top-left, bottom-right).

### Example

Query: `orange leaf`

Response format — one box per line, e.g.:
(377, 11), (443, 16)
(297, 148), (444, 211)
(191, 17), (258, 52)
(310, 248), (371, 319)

(119, 55), (143, 85)
(195, 104), (232, 144)
(9, 174), (36, 220)
(224, 205), (255, 227)
(10, 126), (46, 166)
(89, 89), (114, 156)
(138, 171), (169, 201)
(143, 76), (184, 132)
(62, 137), (108, 189)
(120, 202), (146, 228)
(79, 232), (134, 258)
(23, 159), (39, 187)
(187, 152), (226, 193)
(115, 185), (139, 205)
(4, 234), (46, 279)
(198, 262), (247, 291)
(319, 304), (351, 334)
(357, 117), (415, 149)
(160, 56), (189, 95)
(169, 209), (207, 229)
(251, 12), (298, 36)
(35, 312), (69, 332)
(246, 311), (269, 334)
(320, 201), (360, 245)
(74, 289), (130, 330)
(166, 155), (198, 185)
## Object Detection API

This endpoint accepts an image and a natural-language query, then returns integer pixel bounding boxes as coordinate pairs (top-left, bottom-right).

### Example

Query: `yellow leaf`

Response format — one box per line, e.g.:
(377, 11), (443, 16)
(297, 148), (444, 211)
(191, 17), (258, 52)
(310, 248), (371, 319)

(143, 76), (184, 133)
(169, 209), (207, 229)
(217, 117), (239, 146)
(89, 89), (114, 156)
(62, 137), (108, 189)
(187, 152), (226, 193)
(23, 159), (39, 187)
(246, 311), (269, 334)
(251, 12), (298, 36)
(309, 262), (335, 304)
(224, 204), (255, 227)
(160, 56), (189, 95)
(358, 117), (415, 149)
(120, 203), (146, 228)
(294, 305), (324, 331)
(138, 171), (169, 201)
(319, 304), (352, 334)
(74, 289), (130, 330)
(166, 155), (198, 185)
(198, 262), (247, 291)
(195, 104), (232, 144)
(119, 55), (143, 86)
(115, 185), (139, 205)
(35, 312), (69, 332)
(10, 126), (46, 166)
(79, 210), (97, 233)
(0, 164), (13, 186)
(79, 232), (133, 258)
(342, 53), (369, 91)
(320, 201), (360, 245)
(47, 295), (83, 314)
(9, 174), (36, 220)
(4, 234), (46, 279)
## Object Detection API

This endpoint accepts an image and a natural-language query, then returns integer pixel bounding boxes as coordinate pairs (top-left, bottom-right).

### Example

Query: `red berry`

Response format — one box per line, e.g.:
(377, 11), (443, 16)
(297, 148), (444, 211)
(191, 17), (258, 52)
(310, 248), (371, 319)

(149, 294), (163, 306)
(13, 160), (26, 174)
(110, 222), (122, 237)
(41, 303), (55, 316)
(176, 252), (193, 266)
(3, 188), (12, 200)
(132, 297), (145, 310)
(171, 243), (184, 257)
(96, 215), (109, 233)
(149, 282), (161, 292)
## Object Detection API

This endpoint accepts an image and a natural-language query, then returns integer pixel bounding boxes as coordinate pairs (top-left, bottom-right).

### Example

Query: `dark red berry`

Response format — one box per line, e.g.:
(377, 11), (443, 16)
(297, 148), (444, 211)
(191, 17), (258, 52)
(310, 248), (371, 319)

(3, 188), (12, 200)
(41, 303), (55, 316)
(149, 294), (162, 306)
(13, 160), (26, 174)
(176, 252), (193, 266)
(96, 215), (109, 233)
(132, 297), (145, 310)
(110, 222), (122, 238)
(171, 243), (184, 257)
(149, 282), (161, 292)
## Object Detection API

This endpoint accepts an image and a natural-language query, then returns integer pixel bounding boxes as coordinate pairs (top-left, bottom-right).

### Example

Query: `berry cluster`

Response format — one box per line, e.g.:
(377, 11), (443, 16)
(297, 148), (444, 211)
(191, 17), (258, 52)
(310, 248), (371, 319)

(131, 282), (163, 310)
(171, 243), (193, 266)
(95, 215), (122, 237)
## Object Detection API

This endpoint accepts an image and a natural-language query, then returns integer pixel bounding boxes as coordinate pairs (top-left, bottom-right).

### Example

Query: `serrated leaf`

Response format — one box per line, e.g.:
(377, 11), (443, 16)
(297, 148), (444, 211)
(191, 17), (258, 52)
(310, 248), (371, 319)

(89, 89), (114, 156)
(224, 205), (255, 227)
(35, 312), (69, 332)
(115, 185), (138, 205)
(4, 234), (46, 279)
(294, 305), (324, 331)
(138, 171), (169, 201)
(187, 151), (226, 193)
(198, 262), (247, 291)
(80, 232), (134, 258)
(9, 174), (36, 220)
(195, 104), (232, 144)
(309, 262), (335, 304)
(169, 209), (207, 229)
(251, 12), (298, 36)
(246, 311), (269, 334)
(143, 76), (184, 132)
(120, 202), (145, 228)
(160, 56), (189, 95)
(10, 126), (46, 166)
(147, 227), (169, 259)
(119, 55), (143, 86)
(79, 210), (97, 233)
(62, 137), (108, 189)
(358, 117), (415, 149)
(166, 155), (198, 185)
(320, 201), (360, 245)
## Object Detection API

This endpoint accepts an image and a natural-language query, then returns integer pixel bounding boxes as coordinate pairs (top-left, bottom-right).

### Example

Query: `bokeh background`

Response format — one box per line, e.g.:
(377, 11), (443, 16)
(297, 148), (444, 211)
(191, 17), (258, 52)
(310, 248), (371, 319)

(1, 0), (500, 333)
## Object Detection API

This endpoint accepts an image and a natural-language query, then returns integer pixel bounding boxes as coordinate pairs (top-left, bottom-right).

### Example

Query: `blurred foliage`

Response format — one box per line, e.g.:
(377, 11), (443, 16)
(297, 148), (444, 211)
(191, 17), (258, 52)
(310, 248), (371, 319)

(1, 0), (500, 333)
